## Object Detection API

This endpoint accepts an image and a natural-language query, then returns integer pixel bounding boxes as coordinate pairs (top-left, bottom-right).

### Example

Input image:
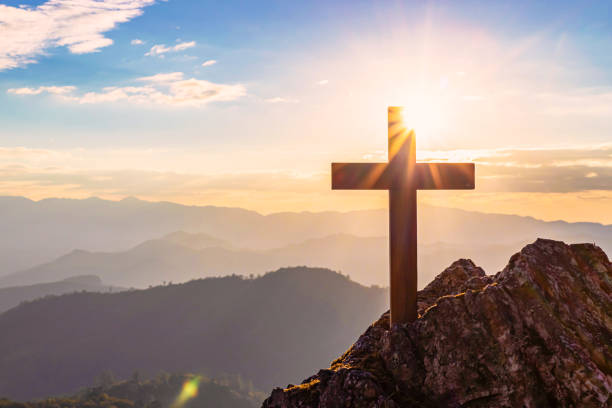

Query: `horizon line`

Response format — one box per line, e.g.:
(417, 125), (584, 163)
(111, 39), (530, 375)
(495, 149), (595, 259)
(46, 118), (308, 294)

(0, 194), (609, 227)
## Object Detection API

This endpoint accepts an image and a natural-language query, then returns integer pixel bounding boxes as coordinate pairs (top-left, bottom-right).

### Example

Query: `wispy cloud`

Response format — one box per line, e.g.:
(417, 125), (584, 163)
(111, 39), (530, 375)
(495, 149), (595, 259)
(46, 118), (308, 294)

(358, 144), (612, 193)
(131, 39), (144, 45)
(0, 0), (156, 70)
(7, 86), (76, 95)
(136, 72), (185, 82)
(201, 60), (217, 67)
(264, 97), (299, 103)
(0, 146), (326, 195)
(455, 145), (612, 193)
(317, 80), (329, 85)
(1, 145), (612, 220)
(145, 41), (196, 57)
(2, 144), (611, 195)
(173, 41), (195, 51)
(7, 72), (246, 107)
(74, 79), (245, 106)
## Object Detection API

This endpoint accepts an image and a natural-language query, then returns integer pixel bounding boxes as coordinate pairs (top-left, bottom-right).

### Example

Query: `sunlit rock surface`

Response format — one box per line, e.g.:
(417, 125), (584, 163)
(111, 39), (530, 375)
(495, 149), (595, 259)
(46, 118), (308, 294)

(263, 239), (612, 407)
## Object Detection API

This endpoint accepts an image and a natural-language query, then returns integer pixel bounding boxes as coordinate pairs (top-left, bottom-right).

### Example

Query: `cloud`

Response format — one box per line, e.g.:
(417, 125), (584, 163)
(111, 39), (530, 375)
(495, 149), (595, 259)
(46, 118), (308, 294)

(7, 86), (76, 95)
(73, 80), (246, 105)
(456, 144), (612, 193)
(131, 39), (144, 45)
(145, 45), (171, 56)
(317, 80), (329, 85)
(137, 72), (184, 82)
(355, 144), (612, 194)
(163, 78), (245, 105)
(173, 41), (195, 51)
(0, 147), (69, 160)
(201, 59), (217, 67)
(7, 72), (246, 107)
(264, 97), (299, 103)
(1, 145), (612, 220)
(145, 41), (196, 57)
(0, 0), (156, 70)
(0, 145), (327, 197)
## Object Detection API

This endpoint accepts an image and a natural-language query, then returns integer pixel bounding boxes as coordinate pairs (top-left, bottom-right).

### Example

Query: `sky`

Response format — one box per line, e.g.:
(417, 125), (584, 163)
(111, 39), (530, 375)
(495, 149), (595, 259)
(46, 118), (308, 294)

(0, 0), (611, 223)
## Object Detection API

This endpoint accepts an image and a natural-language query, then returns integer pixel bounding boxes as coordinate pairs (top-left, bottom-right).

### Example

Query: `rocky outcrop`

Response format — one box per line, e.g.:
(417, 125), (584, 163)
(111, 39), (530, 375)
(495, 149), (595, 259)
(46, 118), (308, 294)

(263, 239), (612, 407)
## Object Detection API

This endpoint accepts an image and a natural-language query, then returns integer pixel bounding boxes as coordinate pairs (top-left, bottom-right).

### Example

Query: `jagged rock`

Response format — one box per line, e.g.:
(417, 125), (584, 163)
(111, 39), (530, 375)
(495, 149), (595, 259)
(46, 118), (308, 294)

(263, 239), (612, 407)
(417, 258), (492, 316)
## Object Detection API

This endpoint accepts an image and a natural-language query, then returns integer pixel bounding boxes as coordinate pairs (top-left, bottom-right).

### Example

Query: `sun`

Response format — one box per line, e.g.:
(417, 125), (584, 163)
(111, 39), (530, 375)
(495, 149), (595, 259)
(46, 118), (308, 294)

(395, 93), (449, 148)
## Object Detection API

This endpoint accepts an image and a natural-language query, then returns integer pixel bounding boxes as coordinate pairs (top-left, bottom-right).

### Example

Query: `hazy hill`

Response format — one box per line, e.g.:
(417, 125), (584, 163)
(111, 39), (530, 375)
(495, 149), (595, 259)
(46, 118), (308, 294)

(0, 267), (388, 401)
(0, 196), (384, 275)
(0, 232), (384, 288)
(1, 196), (610, 278)
(0, 231), (527, 289)
(0, 231), (237, 288)
(161, 231), (231, 250)
(0, 275), (120, 314)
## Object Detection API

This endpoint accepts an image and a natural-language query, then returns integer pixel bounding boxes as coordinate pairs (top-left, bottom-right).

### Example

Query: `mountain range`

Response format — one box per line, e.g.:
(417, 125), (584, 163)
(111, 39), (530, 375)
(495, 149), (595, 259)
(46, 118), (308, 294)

(1, 196), (610, 290)
(0, 231), (525, 290)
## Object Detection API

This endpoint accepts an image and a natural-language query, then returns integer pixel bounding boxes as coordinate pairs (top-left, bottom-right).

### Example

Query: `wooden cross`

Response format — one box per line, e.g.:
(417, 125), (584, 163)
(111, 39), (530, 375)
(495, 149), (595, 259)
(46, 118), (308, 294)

(331, 107), (475, 325)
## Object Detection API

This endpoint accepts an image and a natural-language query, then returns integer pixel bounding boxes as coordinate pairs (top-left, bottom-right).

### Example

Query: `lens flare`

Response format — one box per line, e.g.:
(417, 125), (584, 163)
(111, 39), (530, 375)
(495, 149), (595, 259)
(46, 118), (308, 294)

(172, 376), (201, 408)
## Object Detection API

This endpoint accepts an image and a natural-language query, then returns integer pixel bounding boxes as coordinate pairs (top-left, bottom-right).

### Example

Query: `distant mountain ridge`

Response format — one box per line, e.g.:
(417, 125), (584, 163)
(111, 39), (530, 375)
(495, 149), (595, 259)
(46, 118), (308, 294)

(160, 231), (231, 250)
(0, 196), (385, 274)
(0, 232), (383, 288)
(0, 275), (119, 314)
(0, 196), (610, 286)
(0, 231), (532, 289)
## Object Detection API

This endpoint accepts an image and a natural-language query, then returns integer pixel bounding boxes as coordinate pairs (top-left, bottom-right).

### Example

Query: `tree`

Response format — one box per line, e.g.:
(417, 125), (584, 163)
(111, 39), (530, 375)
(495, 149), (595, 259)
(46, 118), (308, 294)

(94, 370), (115, 389)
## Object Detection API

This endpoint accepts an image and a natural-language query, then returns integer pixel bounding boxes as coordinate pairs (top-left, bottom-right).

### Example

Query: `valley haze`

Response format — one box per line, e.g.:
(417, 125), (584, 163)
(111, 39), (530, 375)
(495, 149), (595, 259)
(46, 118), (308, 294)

(0, 196), (610, 291)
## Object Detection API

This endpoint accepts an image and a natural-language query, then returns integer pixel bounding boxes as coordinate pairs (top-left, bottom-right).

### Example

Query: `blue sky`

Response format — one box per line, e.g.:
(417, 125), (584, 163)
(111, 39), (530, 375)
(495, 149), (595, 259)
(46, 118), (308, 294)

(0, 0), (611, 221)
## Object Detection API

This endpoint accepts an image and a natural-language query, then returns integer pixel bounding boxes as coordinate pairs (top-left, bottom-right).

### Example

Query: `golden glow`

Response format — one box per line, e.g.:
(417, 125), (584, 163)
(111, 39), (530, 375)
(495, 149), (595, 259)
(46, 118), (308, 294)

(172, 376), (201, 408)
(398, 107), (412, 132)
(388, 106), (412, 156)
(419, 190), (612, 225)
(393, 93), (450, 147)
(389, 106), (419, 136)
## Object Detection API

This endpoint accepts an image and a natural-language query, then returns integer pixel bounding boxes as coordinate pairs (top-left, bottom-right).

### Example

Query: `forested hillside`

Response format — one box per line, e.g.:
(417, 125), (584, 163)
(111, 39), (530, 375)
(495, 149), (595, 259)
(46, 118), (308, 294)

(0, 267), (387, 401)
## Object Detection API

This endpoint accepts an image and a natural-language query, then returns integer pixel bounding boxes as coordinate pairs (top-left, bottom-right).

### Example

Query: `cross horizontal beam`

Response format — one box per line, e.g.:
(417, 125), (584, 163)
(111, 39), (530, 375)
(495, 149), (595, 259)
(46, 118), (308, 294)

(331, 162), (475, 190)
(331, 107), (476, 325)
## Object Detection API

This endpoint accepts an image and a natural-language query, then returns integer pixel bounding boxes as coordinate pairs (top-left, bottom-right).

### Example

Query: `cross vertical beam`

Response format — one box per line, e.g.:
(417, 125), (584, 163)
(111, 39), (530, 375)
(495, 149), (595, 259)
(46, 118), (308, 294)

(331, 106), (475, 326)
(387, 107), (418, 324)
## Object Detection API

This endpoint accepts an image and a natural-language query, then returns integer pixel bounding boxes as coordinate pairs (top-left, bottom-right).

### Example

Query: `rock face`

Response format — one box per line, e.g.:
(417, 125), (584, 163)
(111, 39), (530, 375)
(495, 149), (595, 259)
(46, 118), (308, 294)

(263, 239), (612, 407)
